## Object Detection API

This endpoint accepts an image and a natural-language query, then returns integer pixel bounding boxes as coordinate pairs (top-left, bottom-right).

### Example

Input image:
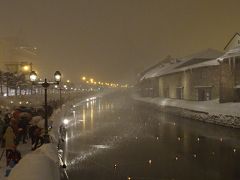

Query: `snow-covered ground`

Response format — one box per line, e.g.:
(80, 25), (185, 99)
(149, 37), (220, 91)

(133, 94), (240, 128)
(0, 141), (31, 180)
(133, 95), (240, 116)
(8, 144), (59, 180)
(0, 107), (63, 180)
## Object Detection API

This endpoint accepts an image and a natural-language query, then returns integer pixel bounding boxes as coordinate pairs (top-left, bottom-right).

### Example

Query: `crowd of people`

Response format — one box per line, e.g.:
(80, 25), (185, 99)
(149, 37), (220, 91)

(0, 100), (60, 177)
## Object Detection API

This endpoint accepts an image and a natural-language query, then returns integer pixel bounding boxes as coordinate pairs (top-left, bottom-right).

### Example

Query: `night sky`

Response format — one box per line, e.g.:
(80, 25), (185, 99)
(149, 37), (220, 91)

(0, 0), (240, 83)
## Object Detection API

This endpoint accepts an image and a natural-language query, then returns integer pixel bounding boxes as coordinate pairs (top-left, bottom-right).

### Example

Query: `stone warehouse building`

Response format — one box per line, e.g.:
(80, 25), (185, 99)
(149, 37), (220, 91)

(218, 34), (240, 103)
(137, 32), (240, 103)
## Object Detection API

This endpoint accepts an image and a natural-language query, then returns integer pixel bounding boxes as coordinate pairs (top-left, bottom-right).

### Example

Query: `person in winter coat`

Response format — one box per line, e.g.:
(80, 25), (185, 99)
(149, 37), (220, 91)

(5, 145), (21, 177)
(2, 113), (11, 136)
(3, 126), (16, 165)
(29, 124), (38, 145)
(10, 118), (19, 136)
(17, 116), (29, 144)
(32, 127), (44, 150)
(0, 113), (4, 146)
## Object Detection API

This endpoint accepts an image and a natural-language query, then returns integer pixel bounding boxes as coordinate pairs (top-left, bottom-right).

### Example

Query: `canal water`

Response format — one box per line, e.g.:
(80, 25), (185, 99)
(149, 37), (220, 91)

(62, 92), (240, 180)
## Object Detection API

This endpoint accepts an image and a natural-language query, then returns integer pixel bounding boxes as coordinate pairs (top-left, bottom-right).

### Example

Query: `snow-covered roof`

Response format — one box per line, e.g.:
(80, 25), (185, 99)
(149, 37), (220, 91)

(140, 56), (179, 81)
(168, 58), (219, 74)
(218, 46), (240, 61)
(140, 49), (223, 81)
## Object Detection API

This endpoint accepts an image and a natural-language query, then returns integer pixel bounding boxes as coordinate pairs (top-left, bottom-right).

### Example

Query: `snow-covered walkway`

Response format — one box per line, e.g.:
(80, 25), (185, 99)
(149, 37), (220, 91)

(133, 95), (240, 117)
(133, 95), (240, 128)
(0, 141), (32, 180)
(0, 107), (64, 180)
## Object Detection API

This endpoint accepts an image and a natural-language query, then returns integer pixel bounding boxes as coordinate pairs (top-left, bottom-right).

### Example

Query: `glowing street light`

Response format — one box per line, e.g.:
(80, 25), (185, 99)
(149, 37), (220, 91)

(82, 76), (86, 81)
(54, 71), (62, 82)
(63, 119), (69, 125)
(22, 65), (31, 72)
(30, 71), (37, 82)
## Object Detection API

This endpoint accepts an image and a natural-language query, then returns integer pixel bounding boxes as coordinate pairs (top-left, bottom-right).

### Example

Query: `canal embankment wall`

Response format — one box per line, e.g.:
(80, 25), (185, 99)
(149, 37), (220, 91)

(133, 95), (240, 128)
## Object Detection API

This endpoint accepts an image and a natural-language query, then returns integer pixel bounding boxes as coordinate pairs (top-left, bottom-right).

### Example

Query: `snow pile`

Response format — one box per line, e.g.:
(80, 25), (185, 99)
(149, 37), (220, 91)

(8, 144), (59, 180)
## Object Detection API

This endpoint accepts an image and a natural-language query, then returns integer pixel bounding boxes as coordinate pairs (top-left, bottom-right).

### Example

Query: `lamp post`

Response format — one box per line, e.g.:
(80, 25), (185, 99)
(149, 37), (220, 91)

(55, 84), (63, 108)
(30, 70), (62, 143)
(59, 85), (63, 107)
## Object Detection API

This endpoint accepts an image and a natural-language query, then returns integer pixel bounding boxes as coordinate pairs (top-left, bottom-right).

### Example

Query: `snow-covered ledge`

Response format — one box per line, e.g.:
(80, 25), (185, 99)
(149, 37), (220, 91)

(8, 144), (60, 180)
(133, 94), (240, 128)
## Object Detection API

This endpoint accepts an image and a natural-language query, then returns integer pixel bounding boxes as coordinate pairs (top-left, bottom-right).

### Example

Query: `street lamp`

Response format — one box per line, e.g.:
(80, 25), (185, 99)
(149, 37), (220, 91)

(22, 65), (30, 72)
(29, 71), (37, 82)
(30, 70), (62, 143)
(82, 76), (86, 81)
(54, 71), (61, 82)
(54, 83), (64, 108)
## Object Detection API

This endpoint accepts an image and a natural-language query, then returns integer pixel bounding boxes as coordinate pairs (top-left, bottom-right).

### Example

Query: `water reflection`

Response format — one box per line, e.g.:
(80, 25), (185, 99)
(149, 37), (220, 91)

(90, 105), (94, 130)
(82, 108), (86, 131)
(62, 95), (240, 180)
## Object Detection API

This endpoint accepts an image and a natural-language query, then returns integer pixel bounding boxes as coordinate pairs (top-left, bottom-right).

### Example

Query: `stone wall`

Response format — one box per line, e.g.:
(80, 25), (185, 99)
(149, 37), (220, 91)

(158, 66), (219, 101)
(219, 59), (235, 103)
(138, 77), (159, 97)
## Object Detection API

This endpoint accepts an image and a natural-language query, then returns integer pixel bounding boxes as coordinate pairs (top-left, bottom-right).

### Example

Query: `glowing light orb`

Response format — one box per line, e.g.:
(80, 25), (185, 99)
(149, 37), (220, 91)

(63, 119), (69, 125)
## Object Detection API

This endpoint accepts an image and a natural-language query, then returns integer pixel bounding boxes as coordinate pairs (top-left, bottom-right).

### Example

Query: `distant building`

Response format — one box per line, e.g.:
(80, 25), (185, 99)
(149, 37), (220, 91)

(138, 49), (223, 101)
(137, 33), (240, 103)
(0, 37), (37, 74)
(0, 37), (38, 96)
(218, 32), (240, 102)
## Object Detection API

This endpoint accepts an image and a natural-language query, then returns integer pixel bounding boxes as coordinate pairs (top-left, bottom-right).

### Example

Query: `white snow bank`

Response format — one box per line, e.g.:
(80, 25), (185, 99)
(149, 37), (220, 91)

(133, 95), (240, 117)
(8, 144), (60, 180)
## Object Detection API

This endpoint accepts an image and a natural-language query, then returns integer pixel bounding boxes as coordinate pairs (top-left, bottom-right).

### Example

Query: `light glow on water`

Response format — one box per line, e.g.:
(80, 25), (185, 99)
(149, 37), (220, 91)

(82, 108), (86, 131)
(91, 145), (111, 149)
